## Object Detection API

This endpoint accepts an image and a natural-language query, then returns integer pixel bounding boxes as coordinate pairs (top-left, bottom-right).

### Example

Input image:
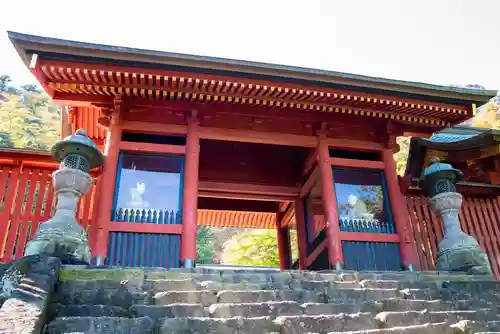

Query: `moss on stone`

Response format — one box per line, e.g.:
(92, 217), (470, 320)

(59, 267), (144, 281)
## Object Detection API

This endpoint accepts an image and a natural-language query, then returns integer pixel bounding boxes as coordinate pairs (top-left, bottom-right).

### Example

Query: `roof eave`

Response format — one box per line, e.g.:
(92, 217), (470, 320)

(8, 31), (497, 106)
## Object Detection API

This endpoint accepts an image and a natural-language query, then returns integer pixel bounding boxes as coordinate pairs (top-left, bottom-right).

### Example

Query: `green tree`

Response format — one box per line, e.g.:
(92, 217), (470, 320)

(196, 226), (214, 264)
(394, 136), (410, 176)
(0, 132), (13, 148)
(221, 229), (298, 266)
(0, 75), (11, 92)
(21, 84), (41, 93)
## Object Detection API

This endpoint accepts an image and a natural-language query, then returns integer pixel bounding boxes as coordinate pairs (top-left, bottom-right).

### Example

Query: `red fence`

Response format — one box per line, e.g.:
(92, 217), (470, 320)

(0, 161), (98, 262)
(406, 193), (500, 278)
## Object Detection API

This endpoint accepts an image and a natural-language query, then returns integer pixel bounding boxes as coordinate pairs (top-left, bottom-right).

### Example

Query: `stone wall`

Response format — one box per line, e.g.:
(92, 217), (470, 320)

(0, 255), (61, 334)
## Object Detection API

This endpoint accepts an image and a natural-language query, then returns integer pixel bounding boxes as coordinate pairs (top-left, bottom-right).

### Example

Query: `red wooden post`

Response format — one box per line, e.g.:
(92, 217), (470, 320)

(382, 148), (420, 270)
(180, 117), (200, 268)
(294, 198), (308, 270)
(92, 99), (122, 263)
(276, 213), (290, 270)
(317, 136), (343, 269)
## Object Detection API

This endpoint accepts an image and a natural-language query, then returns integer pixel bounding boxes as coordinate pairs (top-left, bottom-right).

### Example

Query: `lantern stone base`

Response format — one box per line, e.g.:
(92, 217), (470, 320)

(24, 168), (92, 265)
(429, 191), (492, 276)
(436, 238), (492, 276)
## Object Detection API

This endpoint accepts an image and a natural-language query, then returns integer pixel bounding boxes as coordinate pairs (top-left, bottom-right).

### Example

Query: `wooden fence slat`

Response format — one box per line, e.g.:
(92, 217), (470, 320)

(42, 180), (55, 220)
(406, 196), (427, 270)
(458, 199), (469, 235)
(80, 183), (95, 230)
(421, 197), (437, 269)
(470, 199), (489, 256)
(0, 167), (11, 211)
(414, 196), (432, 270)
(4, 168), (31, 260)
(0, 167), (20, 256)
(14, 169), (42, 259)
(473, 198), (498, 276)
(480, 198), (500, 277)
(30, 170), (51, 239)
(486, 198), (500, 266)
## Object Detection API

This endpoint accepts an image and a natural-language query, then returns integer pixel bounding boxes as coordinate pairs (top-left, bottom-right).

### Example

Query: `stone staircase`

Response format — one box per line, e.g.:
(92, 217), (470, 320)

(45, 267), (500, 333)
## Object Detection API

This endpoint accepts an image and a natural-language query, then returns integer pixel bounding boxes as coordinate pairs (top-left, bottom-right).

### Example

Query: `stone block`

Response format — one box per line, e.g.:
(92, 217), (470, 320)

(326, 288), (398, 303)
(209, 301), (302, 318)
(131, 304), (208, 321)
(59, 267), (144, 285)
(199, 281), (269, 291)
(275, 313), (377, 333)
(52, 303), (130, 317)
(143, 278), (198, 292)
(303, 302), (364, 315)
(157, 316), (278, 333)
(154, 290), (217, 306)
(375, 310), (495, 328)
(47, 316), (154, 334)
(216, 289), (322, 304)
(0, 255), (61, 334)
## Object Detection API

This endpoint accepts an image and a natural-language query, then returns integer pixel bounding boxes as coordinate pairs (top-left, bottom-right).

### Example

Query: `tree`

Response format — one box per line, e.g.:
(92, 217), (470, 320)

(0, 75), (11, 92)
(471, 102), (500, 129)
(21, 84), (41, 93)
(394, 136), (410, 176)
(196, 226), (214, 264)
(221, 229), (298, 266)
(0, 132), (13, 148)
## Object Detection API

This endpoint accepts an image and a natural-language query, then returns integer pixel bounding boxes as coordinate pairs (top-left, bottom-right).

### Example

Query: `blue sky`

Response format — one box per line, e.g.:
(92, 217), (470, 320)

(0, 0), (499, 92)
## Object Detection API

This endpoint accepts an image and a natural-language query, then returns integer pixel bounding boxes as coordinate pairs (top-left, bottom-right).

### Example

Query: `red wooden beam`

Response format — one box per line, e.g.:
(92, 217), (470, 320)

(198, 191), (296, 202)
(119, 141), (186, 155)
(199, 181), (299, 196)
(109, 222), (182, 234)
(120, 120), (188, 136)
(329, 157), (385, 169)
(306, 238), (328, 268)
(339, 232), (400, 242)
(318, 135), (343, 269)
(302, 149), (318, 177)
(300, 166), (320, 198)
(181, 117), (200, 266)
(326, 138), (385, 152)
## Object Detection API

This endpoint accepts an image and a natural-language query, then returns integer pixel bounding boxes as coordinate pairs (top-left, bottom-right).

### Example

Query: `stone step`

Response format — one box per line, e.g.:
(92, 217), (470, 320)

(53, 286), (151, 307)
(157, 316), (278, 333)
(51, 303), (131, 317)
(302, 299), (454, 315)
(131, 304), (208, 321)
(215, 289), (323, 303)
(311, 320), (489, 333)
(154, 290), (218, 306)
(359, 280), (440, 290)
(47, 316), (154, 334)
(375, 309), (497, 328)
(209, 301), (302, 318)
(276, 313), (378, 333)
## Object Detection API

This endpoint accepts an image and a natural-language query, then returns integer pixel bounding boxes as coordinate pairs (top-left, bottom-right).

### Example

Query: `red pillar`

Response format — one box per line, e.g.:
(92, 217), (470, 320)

(276, 213), (291, 270)
(92, 100), (122, 263)
(382, 148), (420, 270)
(180, 118), (200, 268)
(294, 199), (308, 270)
(317, 136), (343, 269)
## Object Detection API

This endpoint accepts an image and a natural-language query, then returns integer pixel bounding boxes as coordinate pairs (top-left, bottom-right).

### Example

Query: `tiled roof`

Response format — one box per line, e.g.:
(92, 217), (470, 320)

(427, 133), (478, 143)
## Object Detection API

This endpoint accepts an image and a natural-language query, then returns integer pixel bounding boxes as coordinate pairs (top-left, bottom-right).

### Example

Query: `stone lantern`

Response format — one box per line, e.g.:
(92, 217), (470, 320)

(423, 157), (492, 275)
(24, 129), (104, 264)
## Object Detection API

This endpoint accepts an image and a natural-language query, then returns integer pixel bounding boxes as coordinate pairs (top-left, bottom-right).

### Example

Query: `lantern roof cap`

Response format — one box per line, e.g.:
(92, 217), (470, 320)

(423, 157), (462, 177)
(51, 129), (104, 168)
